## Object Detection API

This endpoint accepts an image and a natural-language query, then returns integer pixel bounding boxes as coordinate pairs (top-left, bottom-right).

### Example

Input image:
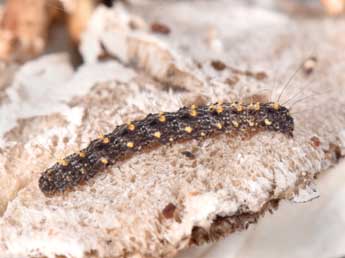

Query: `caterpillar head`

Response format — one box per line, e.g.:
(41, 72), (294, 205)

(261, 102), (294, 137)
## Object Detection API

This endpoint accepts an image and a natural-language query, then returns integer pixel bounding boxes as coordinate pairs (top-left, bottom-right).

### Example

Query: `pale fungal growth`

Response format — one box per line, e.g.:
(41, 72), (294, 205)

(0, 1), (345, 258)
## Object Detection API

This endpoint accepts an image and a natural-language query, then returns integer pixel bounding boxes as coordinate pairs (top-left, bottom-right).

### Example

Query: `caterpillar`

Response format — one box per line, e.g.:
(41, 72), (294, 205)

(38, 101), (294, 195)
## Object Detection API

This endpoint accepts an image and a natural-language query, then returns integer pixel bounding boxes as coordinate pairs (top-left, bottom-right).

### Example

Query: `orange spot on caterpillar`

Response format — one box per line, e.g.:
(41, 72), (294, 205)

(185, 126), (193, 133)
(232, 120), (239, 127)
(264, 119), (272, 126)
(58, 159), (68, 166)
(272, 102), (280, 110)
(99, 134), (110, 144)
(216, 105), (223, 114)
(236, 103), (243, 112)
(127, 123), (136, 131)
(100, 158), (108, 165)
(248, 120), (255, 127)
(254, 102), (260, 111)
(159, 113), (166, 122)
(79, 151), (86, 158)
(190, 109), (198, 117)
(154, 131), (161, 138)
(127, 142), (134, 148)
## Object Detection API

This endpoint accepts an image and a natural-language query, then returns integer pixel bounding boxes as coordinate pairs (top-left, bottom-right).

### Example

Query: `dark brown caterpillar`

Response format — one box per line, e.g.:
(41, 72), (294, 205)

(39, 101), (294, 195)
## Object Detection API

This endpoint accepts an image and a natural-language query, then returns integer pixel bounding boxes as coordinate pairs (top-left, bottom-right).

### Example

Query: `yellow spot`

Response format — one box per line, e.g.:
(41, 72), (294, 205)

(102, 137), (110, 144)
(153, 131), (161, 138)
(248, 120), (255, 127)
(209, 104), (215, 111)
(58, 159), (69, 166)
(272, 102), (280, 110)
(200, 132), (206, 137)
(99, 134), (109, 143)
(237, 103), (243, 112)
(169, 137), (174, 142)
(159, 112), (166, 122)
(185, 126), (193, 133)
(190, 109), (198, 117)
(264, 119), (272, 126)
(254, 102), (260, 111)
(127, 123), (136, 131)
(100, 158), (108, 165)
(216, 105), (223, 114)
(127, 141), (134, 148)
(191, 104), (197, 109)
(216, 123), (223, 129)
(232, 120), (239, 127)
(79, 151), (86, 158)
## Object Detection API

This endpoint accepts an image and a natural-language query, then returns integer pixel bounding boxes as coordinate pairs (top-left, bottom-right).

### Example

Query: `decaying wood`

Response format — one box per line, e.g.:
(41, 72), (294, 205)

(0, 1), (345, 258)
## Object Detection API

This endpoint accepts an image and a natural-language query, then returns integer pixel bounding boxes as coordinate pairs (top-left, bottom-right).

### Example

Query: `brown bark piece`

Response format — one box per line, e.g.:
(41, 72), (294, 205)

(0, 0), (61, 61)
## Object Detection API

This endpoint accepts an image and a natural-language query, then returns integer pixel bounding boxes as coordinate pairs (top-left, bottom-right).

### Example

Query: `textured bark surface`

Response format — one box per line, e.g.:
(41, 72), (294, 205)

(0, 0), (60, 61)
(0, 1), (345, 258)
